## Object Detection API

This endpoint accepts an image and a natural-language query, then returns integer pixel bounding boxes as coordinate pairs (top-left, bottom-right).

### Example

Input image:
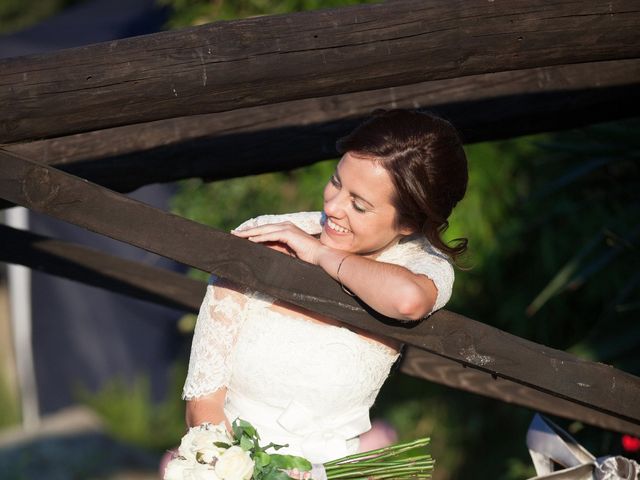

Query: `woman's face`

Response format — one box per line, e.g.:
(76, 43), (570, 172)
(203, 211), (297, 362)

(320, 152), (413, 257)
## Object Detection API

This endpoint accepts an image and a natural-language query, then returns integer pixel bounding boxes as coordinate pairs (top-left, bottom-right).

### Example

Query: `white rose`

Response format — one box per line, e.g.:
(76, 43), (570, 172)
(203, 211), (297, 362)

(207, 422), (234, 443)
(214, 446), (254, 480)
(196, 446), (223, 465)
(186, 464), (221, 480)
(164, 457), (193, 480)
(179, 424), (232, 462)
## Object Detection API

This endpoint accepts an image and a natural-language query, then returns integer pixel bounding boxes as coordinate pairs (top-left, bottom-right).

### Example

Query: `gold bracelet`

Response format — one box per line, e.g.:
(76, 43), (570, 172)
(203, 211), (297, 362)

(336, 254), (356, 297)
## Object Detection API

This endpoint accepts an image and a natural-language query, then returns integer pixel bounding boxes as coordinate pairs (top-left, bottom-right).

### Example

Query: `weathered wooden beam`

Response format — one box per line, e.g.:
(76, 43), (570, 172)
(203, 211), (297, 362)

(1, 222), (638, 435)
(4, 59), (639, 192)
(0, 224), (205, 312)
(1, 150), (639, 428)
(1, 0), (639, 143)
(400, 349), (640, 437)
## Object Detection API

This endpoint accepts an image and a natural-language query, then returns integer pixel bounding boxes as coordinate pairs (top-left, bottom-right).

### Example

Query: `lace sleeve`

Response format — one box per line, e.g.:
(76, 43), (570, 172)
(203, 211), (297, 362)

(235, 211), (323, 235)
(377, 235), (455, 315)
(182, 276), (249, 400)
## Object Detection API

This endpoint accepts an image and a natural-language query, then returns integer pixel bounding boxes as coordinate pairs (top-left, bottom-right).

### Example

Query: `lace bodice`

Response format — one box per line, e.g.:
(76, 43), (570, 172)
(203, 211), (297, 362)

(183, 212), (454, 462)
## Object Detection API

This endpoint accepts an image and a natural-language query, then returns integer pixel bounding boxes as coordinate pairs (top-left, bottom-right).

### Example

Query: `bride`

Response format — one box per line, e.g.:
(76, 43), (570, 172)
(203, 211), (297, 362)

(181, 109), (468, 465)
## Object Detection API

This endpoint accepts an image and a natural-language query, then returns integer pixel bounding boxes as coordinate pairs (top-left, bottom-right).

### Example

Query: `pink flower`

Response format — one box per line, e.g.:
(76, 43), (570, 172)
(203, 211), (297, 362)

(160, 449), (177, 477)
(622, 435), (640, 453)
(359, 419), (398, 452)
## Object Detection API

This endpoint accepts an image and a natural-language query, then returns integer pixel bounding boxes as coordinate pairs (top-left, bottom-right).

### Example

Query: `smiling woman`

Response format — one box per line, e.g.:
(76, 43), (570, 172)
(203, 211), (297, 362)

(181, 109), (468, 472)
(320, 153), (413, 255)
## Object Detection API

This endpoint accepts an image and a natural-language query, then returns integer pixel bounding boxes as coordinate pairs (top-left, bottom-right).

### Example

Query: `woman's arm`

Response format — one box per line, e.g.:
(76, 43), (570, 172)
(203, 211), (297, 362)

(231, 222), (437, 321)
(317, 247), (437, 321)
(183, 278), (249, 430)
(185, 388), (230, 431)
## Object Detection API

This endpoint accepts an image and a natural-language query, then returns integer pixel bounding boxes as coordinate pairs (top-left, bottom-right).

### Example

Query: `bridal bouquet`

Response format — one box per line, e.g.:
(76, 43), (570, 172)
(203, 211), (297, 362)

(164, 419), (434, 480)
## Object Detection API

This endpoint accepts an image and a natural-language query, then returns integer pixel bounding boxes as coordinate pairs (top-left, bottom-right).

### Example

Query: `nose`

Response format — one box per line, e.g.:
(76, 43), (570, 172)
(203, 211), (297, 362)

(323, 185), (347, 218)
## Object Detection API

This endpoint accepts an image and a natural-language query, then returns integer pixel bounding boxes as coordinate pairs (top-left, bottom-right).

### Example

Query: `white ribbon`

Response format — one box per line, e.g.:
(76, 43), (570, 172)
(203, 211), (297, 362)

(526, 414), (640, 480)
(225, 392), (371, 463)
(310, 464), (328, 480)
(277, 399), (371, 462)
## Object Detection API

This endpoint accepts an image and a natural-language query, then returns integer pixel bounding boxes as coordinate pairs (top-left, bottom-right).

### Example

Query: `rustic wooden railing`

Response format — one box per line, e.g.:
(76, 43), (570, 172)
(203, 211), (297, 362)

(2, 150), (639, 436)
(2, 59), (638, 193)
(1, 0), (639, 143)
(1, 0), (639, 439)
(3, 219), (639, 436)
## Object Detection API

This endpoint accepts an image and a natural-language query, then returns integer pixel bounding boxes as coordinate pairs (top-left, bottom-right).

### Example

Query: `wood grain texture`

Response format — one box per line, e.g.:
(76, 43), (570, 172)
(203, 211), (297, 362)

(3, 59), (639, 192)
(1, 0), (639, 142)
(0, 224), (205, 311)
(1, 222), (637, 434)
(1, 150), (639, 427)
(400, 348), (640, 436)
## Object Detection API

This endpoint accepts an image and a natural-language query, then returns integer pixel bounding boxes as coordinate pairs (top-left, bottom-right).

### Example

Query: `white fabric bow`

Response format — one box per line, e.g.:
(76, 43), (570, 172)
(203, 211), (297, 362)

(526, 414), (640, 480)
(277, 399), (371, 462)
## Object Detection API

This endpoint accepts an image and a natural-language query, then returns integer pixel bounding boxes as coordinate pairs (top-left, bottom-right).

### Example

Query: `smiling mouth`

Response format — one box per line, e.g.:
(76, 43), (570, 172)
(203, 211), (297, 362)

(326, 218), (351, 234)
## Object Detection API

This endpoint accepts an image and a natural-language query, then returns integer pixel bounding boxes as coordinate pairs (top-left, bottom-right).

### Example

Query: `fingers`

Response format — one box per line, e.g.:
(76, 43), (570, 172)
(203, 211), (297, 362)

(231, 222), (302, 246)
(286, 468), (311, 479)
(264, 241), (297, 256)
(236, 230), (288, 245)
(231, 222), (295, 237)
(231, 221), (320, 264)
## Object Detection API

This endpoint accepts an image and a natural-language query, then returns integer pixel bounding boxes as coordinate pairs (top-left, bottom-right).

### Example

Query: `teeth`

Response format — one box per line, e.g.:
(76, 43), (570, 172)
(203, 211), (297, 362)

(327, 218), (350, 233)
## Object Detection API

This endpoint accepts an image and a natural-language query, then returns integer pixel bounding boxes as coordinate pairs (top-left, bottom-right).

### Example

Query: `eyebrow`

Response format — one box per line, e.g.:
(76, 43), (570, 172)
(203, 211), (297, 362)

(334, 168), (375, 208)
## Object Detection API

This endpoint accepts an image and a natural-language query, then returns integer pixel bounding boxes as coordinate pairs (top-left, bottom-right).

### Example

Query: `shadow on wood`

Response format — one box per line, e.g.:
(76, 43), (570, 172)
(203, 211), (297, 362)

(1, 150), (639, 431)
(2, 222), (639, 436)
(1, 0), (638, 142)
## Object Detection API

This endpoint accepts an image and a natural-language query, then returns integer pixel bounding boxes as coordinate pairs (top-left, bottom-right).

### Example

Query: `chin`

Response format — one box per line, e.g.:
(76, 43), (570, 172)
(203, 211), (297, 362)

(320, 231), (353, 252)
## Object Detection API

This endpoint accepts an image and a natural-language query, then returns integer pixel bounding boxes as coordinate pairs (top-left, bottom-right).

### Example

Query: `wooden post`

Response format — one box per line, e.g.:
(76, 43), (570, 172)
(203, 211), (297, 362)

(0, 224), (205, 312)
(401, 348), (640, 436)
(3, 59), (639, 193)
(1, 0), (638, 142)
(2, 226), (639, 435)
(1, 150), (639, 428)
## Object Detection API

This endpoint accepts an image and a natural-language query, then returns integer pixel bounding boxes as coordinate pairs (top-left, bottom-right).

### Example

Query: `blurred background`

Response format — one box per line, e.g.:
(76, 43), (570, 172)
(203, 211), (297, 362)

(0, 0), (638, 479)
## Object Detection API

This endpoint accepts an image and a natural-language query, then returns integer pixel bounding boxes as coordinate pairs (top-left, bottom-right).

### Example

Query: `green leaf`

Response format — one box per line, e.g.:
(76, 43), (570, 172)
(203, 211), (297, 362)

(262, 470), (292, 480)
(269, 454), (312, 471)
(233, 418), (259, 439)
(213, 442), (231, 449)
(240, 434), (254, 451)
(526, 231), (603, 316)
(254, 451), (271, 468)
(261, 442), (289, 451)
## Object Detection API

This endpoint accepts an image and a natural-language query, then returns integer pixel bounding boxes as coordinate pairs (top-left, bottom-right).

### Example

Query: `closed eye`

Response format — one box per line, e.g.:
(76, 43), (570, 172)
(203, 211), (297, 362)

(352, 201), (366, 213)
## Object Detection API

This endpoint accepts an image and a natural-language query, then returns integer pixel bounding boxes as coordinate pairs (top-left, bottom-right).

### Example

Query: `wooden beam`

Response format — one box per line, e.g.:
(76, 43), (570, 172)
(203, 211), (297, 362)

(2, 222), (638, 435)
(0, 224), (205, 312)
(400, 348), (640, 437)
(1, 150), (639, 428)
(1, 0), (639, 143)
(3, 59), (639, 192)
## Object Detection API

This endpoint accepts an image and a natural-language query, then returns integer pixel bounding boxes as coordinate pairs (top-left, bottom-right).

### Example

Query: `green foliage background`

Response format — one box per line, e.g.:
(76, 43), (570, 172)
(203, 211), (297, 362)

(0, 0), (83, 33)
(1, 1), (637, 479)
(160, 2), (640, 474)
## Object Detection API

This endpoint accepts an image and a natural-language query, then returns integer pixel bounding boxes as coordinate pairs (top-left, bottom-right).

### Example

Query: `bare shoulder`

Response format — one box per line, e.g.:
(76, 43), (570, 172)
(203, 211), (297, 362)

(209, 276), (248, 302)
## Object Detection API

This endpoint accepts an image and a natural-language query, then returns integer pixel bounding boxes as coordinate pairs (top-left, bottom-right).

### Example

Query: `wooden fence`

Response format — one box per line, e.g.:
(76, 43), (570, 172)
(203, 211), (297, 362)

(1, 0), (639, 437)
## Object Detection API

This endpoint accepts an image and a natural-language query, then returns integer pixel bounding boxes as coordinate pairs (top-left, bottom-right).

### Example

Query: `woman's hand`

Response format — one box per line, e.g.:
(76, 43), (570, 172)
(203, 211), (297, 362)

(232, 222), (327, 265)
(185, 389), (231, 433)
(286, 468), (312, 479)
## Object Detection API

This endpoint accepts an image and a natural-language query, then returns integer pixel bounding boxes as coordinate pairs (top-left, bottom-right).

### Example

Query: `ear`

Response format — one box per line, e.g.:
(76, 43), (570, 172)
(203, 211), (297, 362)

(399, 225), (416, 236)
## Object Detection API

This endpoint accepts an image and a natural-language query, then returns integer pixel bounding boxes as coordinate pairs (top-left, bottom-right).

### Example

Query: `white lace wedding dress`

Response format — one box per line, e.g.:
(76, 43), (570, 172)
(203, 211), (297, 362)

(182, 212), (454, 463)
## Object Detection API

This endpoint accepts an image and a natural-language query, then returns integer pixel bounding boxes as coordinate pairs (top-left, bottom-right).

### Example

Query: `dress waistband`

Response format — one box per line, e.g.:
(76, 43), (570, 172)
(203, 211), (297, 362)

(225, 391), (371, 463)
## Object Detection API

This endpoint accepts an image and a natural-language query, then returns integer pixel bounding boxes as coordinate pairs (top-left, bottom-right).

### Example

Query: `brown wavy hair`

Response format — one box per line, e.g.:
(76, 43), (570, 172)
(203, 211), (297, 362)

(336, 109), (468, 261)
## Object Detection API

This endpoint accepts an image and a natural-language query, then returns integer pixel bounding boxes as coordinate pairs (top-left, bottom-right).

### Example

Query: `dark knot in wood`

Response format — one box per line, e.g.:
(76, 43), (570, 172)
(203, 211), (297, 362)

(22, 165), (60, 208)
